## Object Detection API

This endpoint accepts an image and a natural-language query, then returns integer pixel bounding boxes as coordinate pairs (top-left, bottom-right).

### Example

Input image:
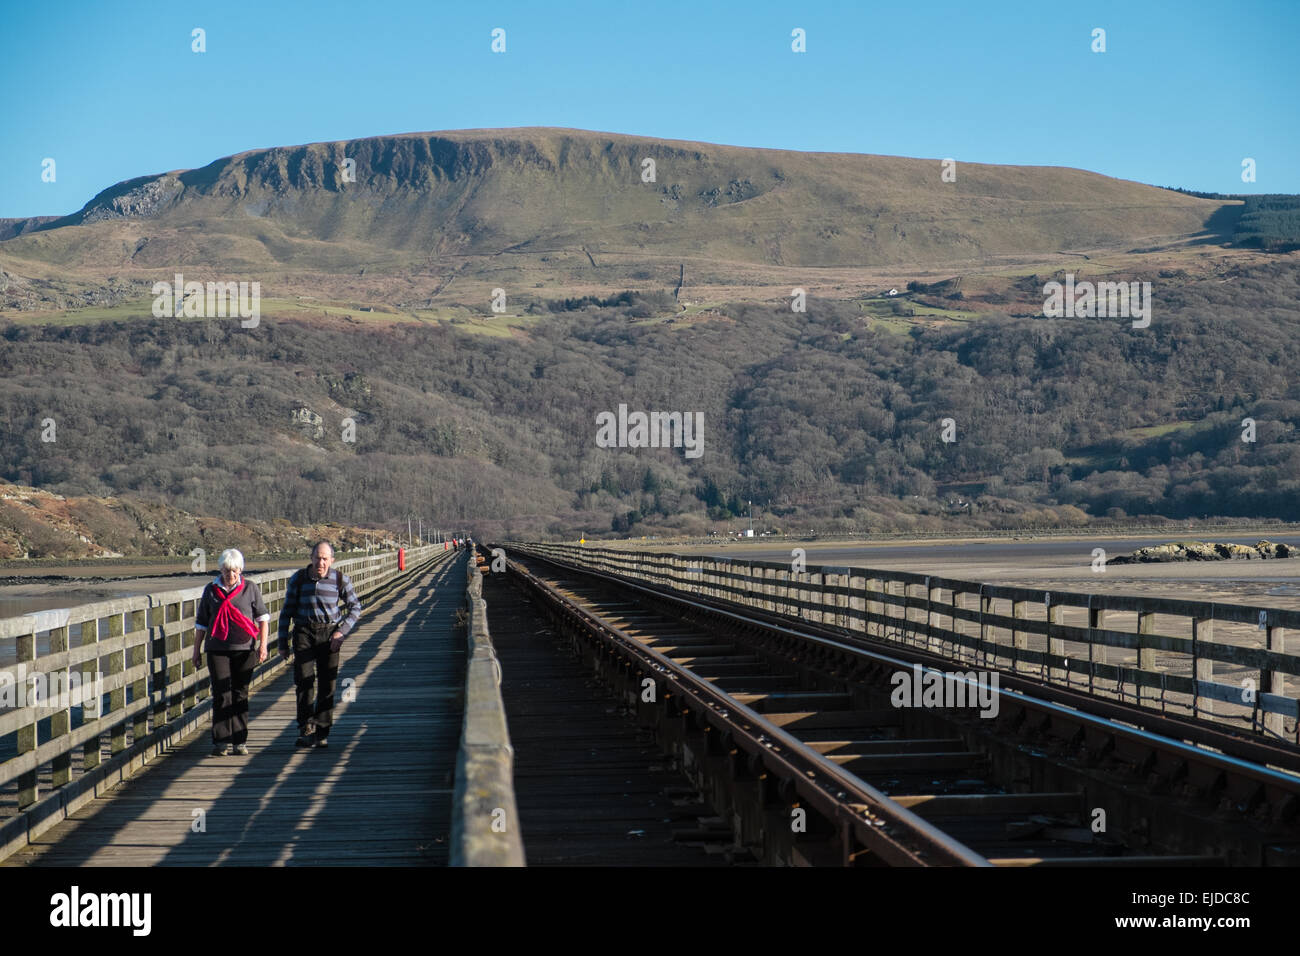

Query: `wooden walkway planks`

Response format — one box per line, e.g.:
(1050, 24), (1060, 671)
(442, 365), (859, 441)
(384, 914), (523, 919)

(2, 556), (467, 867)
(482, 571), (728, 866)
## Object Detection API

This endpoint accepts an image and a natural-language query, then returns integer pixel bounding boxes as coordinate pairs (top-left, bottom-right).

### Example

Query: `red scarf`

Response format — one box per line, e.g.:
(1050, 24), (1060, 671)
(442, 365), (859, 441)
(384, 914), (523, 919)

(210, 578), (258, 641)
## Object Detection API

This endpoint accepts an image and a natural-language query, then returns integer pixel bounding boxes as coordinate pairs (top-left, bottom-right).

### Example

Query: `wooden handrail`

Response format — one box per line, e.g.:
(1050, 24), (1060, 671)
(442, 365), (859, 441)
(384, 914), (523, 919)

(506, 541), (1299, 742)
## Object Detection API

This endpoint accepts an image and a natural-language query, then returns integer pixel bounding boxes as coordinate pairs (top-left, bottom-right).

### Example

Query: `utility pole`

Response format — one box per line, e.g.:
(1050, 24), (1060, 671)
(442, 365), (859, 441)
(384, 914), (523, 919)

(418, 517), (422, 544)
(408, 518), (412, 547)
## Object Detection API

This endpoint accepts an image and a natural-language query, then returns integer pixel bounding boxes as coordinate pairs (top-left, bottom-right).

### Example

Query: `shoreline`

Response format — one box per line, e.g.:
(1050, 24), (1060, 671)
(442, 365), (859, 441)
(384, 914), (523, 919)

(615, 526), (1300, 553)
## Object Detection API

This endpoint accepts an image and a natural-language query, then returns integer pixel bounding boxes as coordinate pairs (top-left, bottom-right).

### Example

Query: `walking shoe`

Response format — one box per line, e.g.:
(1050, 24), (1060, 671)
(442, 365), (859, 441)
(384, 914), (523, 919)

(314, 732), (329, 748)
(211, 743), (231, 756)
(295, 731), (316, 748)
(234, 744), (250, 756)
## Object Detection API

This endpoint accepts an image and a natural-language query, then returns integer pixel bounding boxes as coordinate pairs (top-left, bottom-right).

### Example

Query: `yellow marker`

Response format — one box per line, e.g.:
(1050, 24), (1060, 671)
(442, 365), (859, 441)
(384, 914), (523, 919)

(580, 537), (586, 545)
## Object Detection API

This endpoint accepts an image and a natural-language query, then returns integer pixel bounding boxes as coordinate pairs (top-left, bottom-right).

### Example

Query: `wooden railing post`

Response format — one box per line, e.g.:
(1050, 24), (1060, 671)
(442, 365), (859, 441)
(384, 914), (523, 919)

(1011, 598), (1027, 674)
(16, 627), (38, 808)
(895, 581), (908, 643)
(129, 608), (148, 746)
(106, 611), (127, 755)
(49, 623), (72, 789)
(924, 577), (936, 653)
(1137, 610), (1157, 708)
(1264, 618), (1288, 738)
(1046, 595), (1065, 683)
(867, 577), (881, 638)
(83, 618), (104, 774)
(979, 589), (993, 667)
(903, 582), (915, 646)
(849, 573), (864, 632)
(1193, 615), (1214, 719)
(171, 599), (189, 720)
(1087, 601), (1106, 695)
(149, 601), (169, 732)
(949, 590), (964, 661)
(839, 572), (850, 629)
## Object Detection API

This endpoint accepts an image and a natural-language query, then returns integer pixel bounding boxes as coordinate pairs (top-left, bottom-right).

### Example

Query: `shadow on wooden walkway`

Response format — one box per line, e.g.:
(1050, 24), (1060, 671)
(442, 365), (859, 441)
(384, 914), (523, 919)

(3, 556), (466, 866)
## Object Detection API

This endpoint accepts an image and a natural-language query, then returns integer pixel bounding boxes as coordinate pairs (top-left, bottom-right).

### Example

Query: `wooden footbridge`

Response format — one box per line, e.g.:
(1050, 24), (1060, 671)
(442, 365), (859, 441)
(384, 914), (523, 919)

(0, 545), (521, 867)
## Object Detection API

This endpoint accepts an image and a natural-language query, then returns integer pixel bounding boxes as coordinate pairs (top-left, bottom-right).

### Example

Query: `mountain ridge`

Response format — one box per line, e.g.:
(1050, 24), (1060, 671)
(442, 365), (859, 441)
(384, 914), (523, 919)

(1, 128), (1231, 288)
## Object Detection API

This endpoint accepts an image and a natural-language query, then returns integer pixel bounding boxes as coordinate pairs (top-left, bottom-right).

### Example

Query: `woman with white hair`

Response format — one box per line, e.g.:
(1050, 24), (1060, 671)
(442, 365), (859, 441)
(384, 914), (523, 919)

(193, 548), (271, 756)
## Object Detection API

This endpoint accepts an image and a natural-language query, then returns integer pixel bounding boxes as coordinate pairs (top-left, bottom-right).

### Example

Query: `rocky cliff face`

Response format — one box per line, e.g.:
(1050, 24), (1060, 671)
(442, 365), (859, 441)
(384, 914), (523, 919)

(76, 175), (185, 224)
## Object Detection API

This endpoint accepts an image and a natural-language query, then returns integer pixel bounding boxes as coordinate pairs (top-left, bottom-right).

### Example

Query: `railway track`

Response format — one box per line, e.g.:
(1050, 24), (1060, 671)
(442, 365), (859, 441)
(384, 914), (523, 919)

(477, 560), (736, 865)
(495, 545), (1300, 867)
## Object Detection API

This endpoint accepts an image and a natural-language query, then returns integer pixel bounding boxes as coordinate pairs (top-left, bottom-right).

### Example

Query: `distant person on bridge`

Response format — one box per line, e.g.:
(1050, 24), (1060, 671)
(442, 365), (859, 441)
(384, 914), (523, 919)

(278, 541), (362, 749)
(193, 549), (271, 756)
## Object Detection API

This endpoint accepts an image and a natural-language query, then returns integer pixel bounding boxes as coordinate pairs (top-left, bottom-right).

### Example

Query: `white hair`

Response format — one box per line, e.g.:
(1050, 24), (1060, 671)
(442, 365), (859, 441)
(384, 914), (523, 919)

(218, 548), (245, 572)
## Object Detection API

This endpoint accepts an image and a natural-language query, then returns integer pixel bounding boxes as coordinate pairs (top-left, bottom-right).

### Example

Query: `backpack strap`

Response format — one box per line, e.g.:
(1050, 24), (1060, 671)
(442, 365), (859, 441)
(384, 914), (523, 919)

(286, 569), (305, 624)
(335, 568), (348, 623)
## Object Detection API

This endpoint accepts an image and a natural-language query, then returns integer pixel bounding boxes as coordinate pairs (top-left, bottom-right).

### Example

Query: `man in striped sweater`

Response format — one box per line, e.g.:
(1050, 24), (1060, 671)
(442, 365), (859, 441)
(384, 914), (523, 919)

(278, 541), (362, 748)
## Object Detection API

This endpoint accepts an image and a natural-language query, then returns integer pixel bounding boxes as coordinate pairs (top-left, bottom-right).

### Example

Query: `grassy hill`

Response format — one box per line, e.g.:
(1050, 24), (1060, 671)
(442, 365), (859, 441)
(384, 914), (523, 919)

(0, 128), (1233, 314)
(2, 128), (1299, 544)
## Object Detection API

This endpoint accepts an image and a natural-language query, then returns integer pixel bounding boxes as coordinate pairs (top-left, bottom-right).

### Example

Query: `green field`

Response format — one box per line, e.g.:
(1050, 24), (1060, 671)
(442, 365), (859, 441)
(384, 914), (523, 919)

(856, 296), (980, 334)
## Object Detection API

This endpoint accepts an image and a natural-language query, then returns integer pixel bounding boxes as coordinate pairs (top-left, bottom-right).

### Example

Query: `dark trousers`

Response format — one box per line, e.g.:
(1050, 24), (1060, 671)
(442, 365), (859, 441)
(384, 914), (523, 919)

(208, 649), (255, 745)
(293, 622), (340, 732)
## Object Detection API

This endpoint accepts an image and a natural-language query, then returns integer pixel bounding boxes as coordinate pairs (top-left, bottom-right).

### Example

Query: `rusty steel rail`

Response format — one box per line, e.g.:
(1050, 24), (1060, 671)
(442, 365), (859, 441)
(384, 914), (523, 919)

(503, 544), (1300, 864)
(505, 553), (990, 866)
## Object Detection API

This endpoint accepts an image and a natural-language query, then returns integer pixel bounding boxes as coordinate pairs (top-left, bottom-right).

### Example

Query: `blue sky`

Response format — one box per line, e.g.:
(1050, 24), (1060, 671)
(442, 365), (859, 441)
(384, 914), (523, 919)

(2, 0), (1296, 218)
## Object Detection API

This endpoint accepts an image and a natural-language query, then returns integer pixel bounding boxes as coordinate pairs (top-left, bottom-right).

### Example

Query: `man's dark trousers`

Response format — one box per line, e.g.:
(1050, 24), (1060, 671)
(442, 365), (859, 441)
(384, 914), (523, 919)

(293, 621), (340, 733)
(208, 649), (255, 745)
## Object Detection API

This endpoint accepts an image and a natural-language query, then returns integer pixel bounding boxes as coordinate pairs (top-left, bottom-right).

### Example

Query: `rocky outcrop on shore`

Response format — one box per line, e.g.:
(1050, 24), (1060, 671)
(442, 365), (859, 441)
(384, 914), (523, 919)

(1109, 540), (1296, 564)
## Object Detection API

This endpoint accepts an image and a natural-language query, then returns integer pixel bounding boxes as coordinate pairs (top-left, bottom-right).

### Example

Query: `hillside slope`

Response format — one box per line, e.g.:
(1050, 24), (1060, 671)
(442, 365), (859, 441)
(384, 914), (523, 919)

(1, 128), (1228, 284)
(0, 483), (400, 559)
